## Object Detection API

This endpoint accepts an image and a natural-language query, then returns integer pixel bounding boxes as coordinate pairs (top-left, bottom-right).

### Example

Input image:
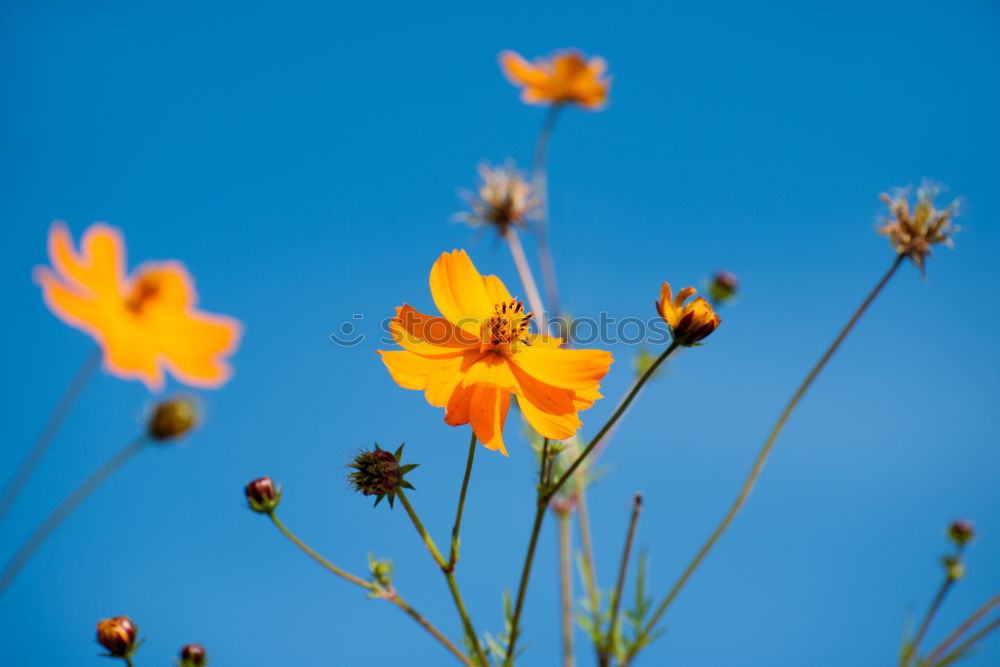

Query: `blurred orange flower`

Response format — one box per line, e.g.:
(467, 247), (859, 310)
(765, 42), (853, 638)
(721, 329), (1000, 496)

(35, 222), (242, 391)
(499, 49), (609, 109)
(379, 250), (612, 455)
(656, 282), (721, 346)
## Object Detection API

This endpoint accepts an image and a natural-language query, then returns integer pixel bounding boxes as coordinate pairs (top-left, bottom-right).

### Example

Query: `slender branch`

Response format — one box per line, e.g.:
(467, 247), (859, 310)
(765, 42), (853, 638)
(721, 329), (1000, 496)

(624, 254), (906, 665)
(505, 227), (548, 333)
(269, 512), (474, 666)
(924, 591), (1000, 665)
(0, 435), (148, 595)
(397, 489), (488, 665)
(124, 656), (134, 667)
(0, 346), (102, 524)
(574, 467), (601, 653)
(532, 104), (563, 323)
(931, 615), (1000, 666)
(390, 595), (477, 667)
(905, 565), (961, 666)
(557, 509), (575, 667)
(504, 500), (547, 666)
(448, 432), (478, 571)
(269, 512), (372, 588)
(546, 341), (681, 503)
(601, 494), (643, 667)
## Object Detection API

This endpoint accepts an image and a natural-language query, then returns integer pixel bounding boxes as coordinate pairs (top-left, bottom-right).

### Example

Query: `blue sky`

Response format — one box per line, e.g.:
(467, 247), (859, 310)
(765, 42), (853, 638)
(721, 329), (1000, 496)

(1, 0), (998, 665)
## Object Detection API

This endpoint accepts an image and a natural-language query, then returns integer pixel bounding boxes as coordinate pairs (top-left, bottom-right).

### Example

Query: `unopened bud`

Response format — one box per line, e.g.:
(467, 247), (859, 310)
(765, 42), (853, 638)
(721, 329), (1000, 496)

(179, 643), (207, 666)
(368, 553), (393, 587)
(943, 555), (965, 580)
(147, 398), (198, 441)
(708, 270), (739, 304)
(948, 519), (975, 546)
(96, 616), (138, 657)
(245, 476), (281, 513)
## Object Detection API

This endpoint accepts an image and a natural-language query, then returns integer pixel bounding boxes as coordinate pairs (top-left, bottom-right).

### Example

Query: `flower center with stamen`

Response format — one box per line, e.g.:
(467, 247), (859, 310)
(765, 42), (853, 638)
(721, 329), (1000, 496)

(125, 273), (162, 314)
(482, 299), (533, 349)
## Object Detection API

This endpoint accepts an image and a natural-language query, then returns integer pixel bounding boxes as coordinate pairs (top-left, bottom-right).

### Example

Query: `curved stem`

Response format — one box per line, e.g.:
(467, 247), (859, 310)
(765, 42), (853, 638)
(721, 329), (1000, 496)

(601, 494), (643, 666)
(505, 227), (548, 333)
(397, 489), (487, 665)
(0, 347), (101, 525)
(545, 340), (681, 503)
(269, 512), (473, 666)
(449, 433), (478, 571)
(624, 254), (906, 665)
(532, 104), (563, 323)
(924, 591), (1000, 664)
(269, 512), (372, 589)
(557, 510), (575, 667)
(0, 435), (148, 596)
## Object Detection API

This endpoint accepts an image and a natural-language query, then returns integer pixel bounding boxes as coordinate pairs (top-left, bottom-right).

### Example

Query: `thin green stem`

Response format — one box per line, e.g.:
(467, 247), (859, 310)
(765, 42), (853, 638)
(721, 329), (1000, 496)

(397, 489), (487, 665)
(557, 509), (575, 667)
(905, 567), (960, 666)
(532, 104), (563, 325)
(924, 591), (1000, 665)
(0, 346), (101, 525)
(600, 494), (643, 667)
(124, 655), (134, 667)
(269, 512), (473, 666)
(504, 499), (547, 666)
(0, 435), (148, 596)
(931, 615), (1000, 666)
(505, 227), (548, 333)
(448, 433), (478, 571)
(398, 488), (448, 569)
(545, 341), (681, 503)
(623, 254), (906, 665)
(269, 512), (372, 588)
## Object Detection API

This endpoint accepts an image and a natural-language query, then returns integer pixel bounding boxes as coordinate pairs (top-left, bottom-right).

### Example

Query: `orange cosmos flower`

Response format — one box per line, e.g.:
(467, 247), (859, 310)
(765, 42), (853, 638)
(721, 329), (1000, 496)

(378, 250), (612, 455)
(499, 49), (609, 109)
(35, 222), (242, 391)
(656, 282), (721, 346)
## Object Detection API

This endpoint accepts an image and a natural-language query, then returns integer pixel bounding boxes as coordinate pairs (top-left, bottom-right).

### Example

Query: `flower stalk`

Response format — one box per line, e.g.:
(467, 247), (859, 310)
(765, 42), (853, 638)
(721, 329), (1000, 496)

(557, 508), (575, 667)
(448, 433), (478, 571)
(600, 494), (643, 667)
(396, 488), (488, 665)
(532, 103), (563, 325)
(267, 510), (474, 666)
(545, 340), (681, 503)
(0, 346), (102, 525)
(623, 254), (907, 665)
(0, 435), (149, 595)
(924, 591), (1000, 665)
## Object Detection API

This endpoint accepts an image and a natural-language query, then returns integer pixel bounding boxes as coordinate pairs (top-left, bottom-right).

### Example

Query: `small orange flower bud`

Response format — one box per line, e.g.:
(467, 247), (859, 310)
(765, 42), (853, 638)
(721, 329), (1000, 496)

(708, 270), (739, 304)
(656, 282), (721, 346)
(179, 643), (207, 666)
(348, 444), (418, 508)
(96, 616), (137, 657)
(147, 397), (198, 441)
(245, 476), (281, 514)
(948, 519), (975, 547)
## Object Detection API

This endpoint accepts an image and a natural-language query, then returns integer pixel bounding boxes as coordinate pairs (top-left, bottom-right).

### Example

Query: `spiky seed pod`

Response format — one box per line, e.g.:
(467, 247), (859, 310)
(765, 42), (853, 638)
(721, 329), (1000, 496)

(347, 444), (419, 508)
